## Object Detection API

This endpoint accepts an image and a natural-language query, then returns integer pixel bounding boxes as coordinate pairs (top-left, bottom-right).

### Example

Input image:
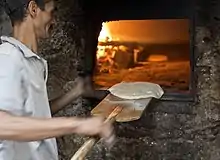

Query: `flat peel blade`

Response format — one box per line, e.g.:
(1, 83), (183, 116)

(91, 94), (152, 122)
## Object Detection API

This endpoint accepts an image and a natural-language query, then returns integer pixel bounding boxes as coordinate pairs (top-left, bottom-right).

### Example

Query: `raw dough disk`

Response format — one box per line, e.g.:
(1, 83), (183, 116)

(108, 82), (164, 99)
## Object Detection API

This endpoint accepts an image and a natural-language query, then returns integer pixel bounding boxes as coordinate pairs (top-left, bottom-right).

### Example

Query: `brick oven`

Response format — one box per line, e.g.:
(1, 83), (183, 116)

(1, 0), (220, 159)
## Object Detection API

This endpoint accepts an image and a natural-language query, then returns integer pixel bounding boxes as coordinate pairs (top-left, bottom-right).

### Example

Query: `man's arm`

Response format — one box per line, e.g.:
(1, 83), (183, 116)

(0, 110), (113, 142)
(0, 110), (79, 141)
(49, 87), (81, 114)
(49, 77), (91, 114)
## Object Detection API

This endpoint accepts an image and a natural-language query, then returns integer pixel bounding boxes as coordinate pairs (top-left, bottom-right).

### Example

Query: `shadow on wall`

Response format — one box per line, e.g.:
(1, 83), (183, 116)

(0, 9), (12, 38)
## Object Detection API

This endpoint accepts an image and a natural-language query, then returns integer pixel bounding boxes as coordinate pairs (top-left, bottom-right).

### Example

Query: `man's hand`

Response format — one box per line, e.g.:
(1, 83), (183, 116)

(76, 117), (115, 145)
(72, 77), (86, 97)
(71, 76), (93, 97)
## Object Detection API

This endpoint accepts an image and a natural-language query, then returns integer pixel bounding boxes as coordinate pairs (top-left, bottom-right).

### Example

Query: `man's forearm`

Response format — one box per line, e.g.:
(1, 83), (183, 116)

(0, 111), (80, 141)
(49, 89), (80, 114)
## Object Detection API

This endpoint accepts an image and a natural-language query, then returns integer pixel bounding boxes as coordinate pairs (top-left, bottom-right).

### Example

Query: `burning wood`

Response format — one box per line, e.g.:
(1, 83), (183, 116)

(96, 24), (142, 73)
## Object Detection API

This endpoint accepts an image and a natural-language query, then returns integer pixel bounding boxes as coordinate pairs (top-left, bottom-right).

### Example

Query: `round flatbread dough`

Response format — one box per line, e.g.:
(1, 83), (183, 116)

(108, 82), (164, 100)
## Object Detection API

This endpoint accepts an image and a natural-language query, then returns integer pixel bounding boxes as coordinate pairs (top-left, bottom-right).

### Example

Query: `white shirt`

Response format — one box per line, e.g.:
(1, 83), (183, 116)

(0, 36), (58, 160)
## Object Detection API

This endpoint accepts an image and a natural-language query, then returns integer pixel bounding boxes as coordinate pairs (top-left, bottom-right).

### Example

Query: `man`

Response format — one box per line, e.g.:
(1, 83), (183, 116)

(0, 0), (114, 159)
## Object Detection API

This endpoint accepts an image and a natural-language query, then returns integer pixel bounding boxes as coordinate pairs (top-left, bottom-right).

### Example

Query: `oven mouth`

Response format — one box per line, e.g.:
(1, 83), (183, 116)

(93, 19), (195, 102)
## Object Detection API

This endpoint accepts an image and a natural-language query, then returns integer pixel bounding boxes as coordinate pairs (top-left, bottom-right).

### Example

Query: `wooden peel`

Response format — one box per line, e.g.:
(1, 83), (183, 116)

(91, 94), (152, 122)
(71, 94), (152, 160)
(71, 106), (123, 160)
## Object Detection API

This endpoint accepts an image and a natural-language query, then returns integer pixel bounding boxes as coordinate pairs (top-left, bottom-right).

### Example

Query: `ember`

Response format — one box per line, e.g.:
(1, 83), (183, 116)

(94, 20), (190, 92)
(147, 54), (168, 62)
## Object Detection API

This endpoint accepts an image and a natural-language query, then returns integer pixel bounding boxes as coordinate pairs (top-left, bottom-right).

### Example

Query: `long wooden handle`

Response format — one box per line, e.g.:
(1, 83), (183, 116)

(70, 138), (97, 160)
(70, 106), (122, 160)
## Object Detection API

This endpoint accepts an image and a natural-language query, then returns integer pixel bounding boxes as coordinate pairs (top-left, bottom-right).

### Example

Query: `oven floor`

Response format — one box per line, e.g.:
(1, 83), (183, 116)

(94, 61), (190, 91)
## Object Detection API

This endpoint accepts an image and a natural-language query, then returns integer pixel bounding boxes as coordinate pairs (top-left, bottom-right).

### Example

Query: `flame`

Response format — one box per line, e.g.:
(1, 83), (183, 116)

(97, 23), (112, 59)
(96, 22), (120, 73)
(98, 23), (112, 42)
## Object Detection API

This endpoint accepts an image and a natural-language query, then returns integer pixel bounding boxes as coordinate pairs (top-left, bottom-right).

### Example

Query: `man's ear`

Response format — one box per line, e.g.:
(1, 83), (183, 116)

(27, 1), (39, 18)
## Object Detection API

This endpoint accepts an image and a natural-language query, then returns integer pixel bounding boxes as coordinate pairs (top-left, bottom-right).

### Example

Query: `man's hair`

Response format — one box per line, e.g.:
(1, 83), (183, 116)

(2, 0), (47, 25)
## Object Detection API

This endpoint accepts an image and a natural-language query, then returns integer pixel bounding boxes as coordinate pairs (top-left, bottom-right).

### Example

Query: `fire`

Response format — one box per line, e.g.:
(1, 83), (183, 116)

(98, 22), (112, 42)
(97, 23), (117, 73)
(97, 23), (113, 59)
(96, 22), (142, 74)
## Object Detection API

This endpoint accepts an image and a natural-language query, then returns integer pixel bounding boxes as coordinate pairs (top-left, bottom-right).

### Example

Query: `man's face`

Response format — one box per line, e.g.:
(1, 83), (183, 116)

(33, 0), (55, 39)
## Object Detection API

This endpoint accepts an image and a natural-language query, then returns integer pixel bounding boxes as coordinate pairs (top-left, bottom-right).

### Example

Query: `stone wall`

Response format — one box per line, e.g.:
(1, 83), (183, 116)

(0, 10), (12, 37)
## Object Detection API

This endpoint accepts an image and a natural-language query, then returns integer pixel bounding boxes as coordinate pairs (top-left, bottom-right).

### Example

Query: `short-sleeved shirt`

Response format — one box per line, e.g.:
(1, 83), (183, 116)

(0, 36), (58, 160)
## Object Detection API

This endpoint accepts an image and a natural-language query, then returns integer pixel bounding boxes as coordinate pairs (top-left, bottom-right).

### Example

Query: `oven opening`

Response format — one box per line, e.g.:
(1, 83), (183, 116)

(94, 19), (191, 95)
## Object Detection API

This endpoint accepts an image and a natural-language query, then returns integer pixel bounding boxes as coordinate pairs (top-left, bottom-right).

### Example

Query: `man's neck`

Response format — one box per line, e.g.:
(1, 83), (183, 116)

(13, 22), (38, 53)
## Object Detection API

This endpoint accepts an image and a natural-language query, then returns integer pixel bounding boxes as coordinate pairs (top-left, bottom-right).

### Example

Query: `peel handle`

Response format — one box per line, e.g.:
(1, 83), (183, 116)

(70, 106), (122, 160)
